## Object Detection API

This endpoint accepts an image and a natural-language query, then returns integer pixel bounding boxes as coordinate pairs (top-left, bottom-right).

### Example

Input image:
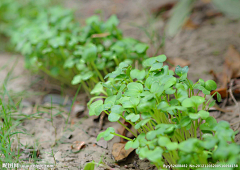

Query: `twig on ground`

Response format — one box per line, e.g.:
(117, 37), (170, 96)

(215, 98), (228, 119)
(230, 119), (240, 126)
(99, 112), (106, 130)
(228, 79), (240, 130)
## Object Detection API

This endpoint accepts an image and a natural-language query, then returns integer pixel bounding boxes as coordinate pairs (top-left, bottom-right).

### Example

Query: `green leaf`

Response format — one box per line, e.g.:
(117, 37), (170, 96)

(200, 117), (218, 132)
(82, 71), (93, 80)
(105, 14), (119, 28)
(105, 95), (117, 107)
(91, 82), (104, 95)
(191, 96), (205, 105)
(202, 89), (210, 95)
(177, 88), (188, 102)
(76, 63), (86, 71)
(198, 110), (209, 119)
(165, 88), (176, 94)
(105, 67), (122, 79)
(116, 84), (126, 100)
(86, 15), (100, 25)
(138, 146), (149, 159)
(157, 101), (170, 110)
(71, 74), (82, 85)
(108, 112), (121, 122)
(217, 92), (222, 102)
(166, 106), (187, 112)
(185, 122), (192, 130)
(182, 96), (205, 108)
(146, 131), (157, 140)
(64, 57), (75, 68)
(137, 99), (156, 112)
(84, 161), (95, 170)
(209, 100), (215, 108)
(102, 51), (113, 59)
(178, 138), (200, 153)
(150, 63), (163, 71)
(135, 43), (149, 54)
(111, 45), (124, 54)
(95, 104), (110, 115)
(145, 76), (155, 89)
(130, 69), (146, 80)
(146, 147), (163, 163)
(164, 77), (176, 90)
(97, 127), (115, 141)
(125, 139), (140, 151)
(199, 79), (205, 86)
(175, 65), (189, 77)
(21, 42), (32, 55)
(181, 98), (194, 107)
(49, 36), (65, 48)
(108, 105), (124, 122)
(121, 97), (140, 108)
(125, 141), (133, 150)
(135, 119), (151, 129)
(126, 113), (140, 122)
(125, 82), (143, 97)
(132, 139), (140, 149)
(82, 43), (97, 62)
(50, 67), (59, 76)
(189, 113), (200, 120)
(126, 65), (132, 77)
(166, 142), (178, 151)
(201, 136), (218, 150)
(150, 82), (160, 93)
(158, 136), (171, 147)
(89, 100), (103, 116)
(205, 80), (217, 91)
(119, 62), (129, 69)
(180, 116), (191, 127)
(142, 57), (157, 67)
(111, 105), (124, 114)
(156, 55), (167, 62)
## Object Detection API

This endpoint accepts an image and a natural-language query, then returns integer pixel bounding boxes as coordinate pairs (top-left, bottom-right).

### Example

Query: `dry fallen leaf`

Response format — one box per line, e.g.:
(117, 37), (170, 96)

(183, 18), (199, 30)
(91, 97), (106, 130)
(224, 45), (240, 80)
(91, 33), (110, 38)
(71, 141), (86, 153)
(117, 120), (131, 143)
(112, 143), (134, 162)
(210, 45), (240, 99)
(211, 88), (228, 99)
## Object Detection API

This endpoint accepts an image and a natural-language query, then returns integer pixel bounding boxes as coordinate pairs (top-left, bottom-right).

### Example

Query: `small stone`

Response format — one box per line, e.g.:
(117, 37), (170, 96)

(96, 139), (108, 149)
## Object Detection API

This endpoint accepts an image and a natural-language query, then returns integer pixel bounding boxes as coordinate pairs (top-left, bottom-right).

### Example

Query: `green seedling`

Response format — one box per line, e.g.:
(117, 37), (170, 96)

(83, 157), (113, 170)
(1, 1), (149, 96)
(89, 55), (240, 169)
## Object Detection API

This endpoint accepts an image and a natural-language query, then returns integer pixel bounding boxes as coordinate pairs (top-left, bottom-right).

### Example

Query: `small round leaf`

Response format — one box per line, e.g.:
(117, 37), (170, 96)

(198, 110), (209, 119)
(205, 80), (217, 91)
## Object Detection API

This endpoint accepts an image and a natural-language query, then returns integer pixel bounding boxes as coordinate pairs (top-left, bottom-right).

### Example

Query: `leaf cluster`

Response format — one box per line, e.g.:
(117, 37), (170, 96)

(89, 55), (240, 169)
(0, 1), (149, 94)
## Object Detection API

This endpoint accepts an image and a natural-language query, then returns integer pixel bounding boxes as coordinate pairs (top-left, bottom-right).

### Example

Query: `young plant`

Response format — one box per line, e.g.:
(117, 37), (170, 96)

(3, 2), (149, 95)
(88, 55), (240, 169)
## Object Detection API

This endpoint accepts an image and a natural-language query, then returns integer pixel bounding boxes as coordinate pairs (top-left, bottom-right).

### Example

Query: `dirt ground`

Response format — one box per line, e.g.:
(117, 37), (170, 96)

(1, 0), (240, 169)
